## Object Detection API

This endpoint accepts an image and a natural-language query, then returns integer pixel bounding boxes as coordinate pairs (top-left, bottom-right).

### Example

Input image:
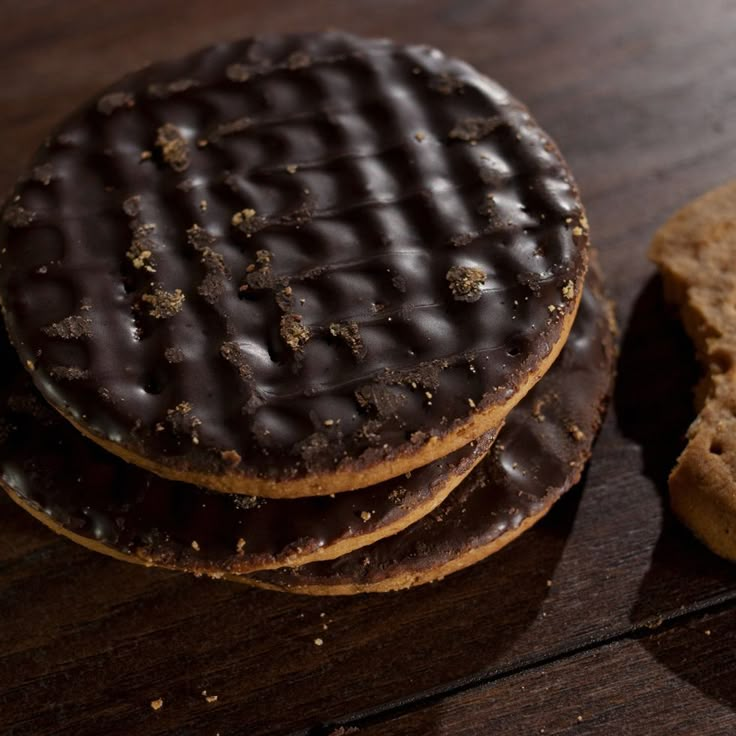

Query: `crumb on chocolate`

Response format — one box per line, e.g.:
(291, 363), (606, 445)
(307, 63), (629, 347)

(31, 163), (54, 185)
(236, 537), (246, 552)
(280, 313), (311, 351)
(572, 225), (584, 237)
(446, 265), (486, 302)
(127, 224), (157, 272)
(209, 117), (252, 143)
(287, 51), (311, 70)
(166, 401), (201, 441)
(140, 150), (153, 161)
(360, 510), (372, 522)
(226, 63), (252, 82)
(97, 91), (134, 115)
(164, 346), (185, 364)
(221, 449), (242, 466)
(42, 314), (93, 339)
(122, 195), (141, 218)
(429, 73), (465, 94)
(286, 164), (298, 174)
(141, 285), (185, 318)
(231, 207), (266, 236)
(414, 130), (427, 142)
(3, 203), (35, 228)
(150, 698), (163, 711)
(220, 341), (253, 380)
(49, 366), (90, 380)
(567, 423), (585, 441)
(147, 79), (199, 99)
(449, 116), (503, 143)
(562, 280), (575, 300)
(329, 321), (366, 360)
(450, 232), (477, 248)
(314, 637), (324, 646)
(155, 123), (190, 172)
(234, 495), (263, 511)
(191, 540), (200, 551)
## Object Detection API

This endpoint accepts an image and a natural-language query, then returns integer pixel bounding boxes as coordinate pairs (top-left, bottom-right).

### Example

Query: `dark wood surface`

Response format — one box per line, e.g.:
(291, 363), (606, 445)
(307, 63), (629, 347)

(2, 1), (736, 734)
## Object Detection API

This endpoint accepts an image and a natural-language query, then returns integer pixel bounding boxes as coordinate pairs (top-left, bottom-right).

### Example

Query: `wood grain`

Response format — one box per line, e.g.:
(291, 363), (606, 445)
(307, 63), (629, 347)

(353, 605), (736, 735)
(2, 0), (736, 734)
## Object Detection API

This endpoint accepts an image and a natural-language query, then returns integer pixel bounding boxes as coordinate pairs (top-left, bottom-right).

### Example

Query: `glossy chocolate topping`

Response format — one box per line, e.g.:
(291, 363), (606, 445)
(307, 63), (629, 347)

(0, 334), (493, 573)
(0, 32), (588, 487)
(248, 266), (616, 590)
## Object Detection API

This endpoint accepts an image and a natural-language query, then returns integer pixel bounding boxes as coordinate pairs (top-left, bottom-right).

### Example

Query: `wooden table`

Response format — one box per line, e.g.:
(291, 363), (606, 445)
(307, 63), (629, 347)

(2, 1), (736, 733)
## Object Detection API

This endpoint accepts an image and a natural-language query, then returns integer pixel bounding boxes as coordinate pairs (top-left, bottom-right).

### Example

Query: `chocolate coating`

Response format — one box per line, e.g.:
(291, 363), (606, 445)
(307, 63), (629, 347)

(247, 265), (616, 591)
(0, 32), (588, 491)
(0, 333), (493, 573)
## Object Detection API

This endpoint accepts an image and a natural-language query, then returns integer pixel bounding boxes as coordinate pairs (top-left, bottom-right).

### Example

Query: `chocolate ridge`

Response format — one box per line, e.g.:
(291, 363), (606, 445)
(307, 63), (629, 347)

(0, 31), (588, 495)
(244, 261), (616, 592)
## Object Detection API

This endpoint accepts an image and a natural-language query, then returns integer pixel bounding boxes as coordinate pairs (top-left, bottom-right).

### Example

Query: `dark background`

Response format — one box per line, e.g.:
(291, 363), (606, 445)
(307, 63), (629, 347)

(2, 1), (736, 734)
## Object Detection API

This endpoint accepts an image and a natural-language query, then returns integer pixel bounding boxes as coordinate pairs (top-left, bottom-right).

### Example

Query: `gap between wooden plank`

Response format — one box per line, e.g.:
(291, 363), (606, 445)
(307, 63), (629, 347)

(294, 589), (736, 736)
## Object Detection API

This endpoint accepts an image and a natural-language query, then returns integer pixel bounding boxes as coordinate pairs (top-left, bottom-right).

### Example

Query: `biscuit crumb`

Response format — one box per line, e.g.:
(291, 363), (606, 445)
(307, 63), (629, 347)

(210, 117), (252, 142)
(329, 321), (366, 359)
(226, 63), (252, 82)
(429, 73), (465, 94)
(220, 341), (253, 380)
(202, 690), (218, 703)
(280, 313), (311, 351)
(231, 207), (267, 236)
(286, 164), (298, 174)
(199, 199), (208, 212)
(42, 314), (93, 339)
(562, 281), (575, 300)
(236, 538), (246, 553)
(3, 203), (35, 227)
(97, 91), (134, 115)
(567, 423), (585, 441)
(468, 398), (476, 408)
(323, 419), (335, 427)
(127, 224), (157, 272)
(191, 540), (200, 551)
(221, 449), (242, 465)
(164, 346), (185, 364)
(572, 226), (584, 237)
(287, 51), (311, 70)
(155, 123), (190, 172)
(142, 286), (185, 318)
(150, 698), (163, 711)
(414, 130), (427, 142)
(360, 511), (372, 522)
(31, 163), (54, 185)
(446, 266), (486, 302)
(314, 637), (324, 646)
(449, 117), (503, 143)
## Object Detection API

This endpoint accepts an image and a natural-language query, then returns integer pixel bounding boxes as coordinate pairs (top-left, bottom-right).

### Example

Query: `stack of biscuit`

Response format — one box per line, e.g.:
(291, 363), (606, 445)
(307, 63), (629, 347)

(0, 32), (616, 594)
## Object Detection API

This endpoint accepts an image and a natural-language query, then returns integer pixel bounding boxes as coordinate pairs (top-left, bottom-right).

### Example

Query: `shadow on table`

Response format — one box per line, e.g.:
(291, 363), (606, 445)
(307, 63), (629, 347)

(310, 484), (583, 735)
(616, 275), (736, 709)
(1, 468), (582, 736)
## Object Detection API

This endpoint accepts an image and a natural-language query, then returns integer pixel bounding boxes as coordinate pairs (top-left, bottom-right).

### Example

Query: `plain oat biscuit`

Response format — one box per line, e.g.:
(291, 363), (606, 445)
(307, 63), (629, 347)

(650, 180), (736, 560)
